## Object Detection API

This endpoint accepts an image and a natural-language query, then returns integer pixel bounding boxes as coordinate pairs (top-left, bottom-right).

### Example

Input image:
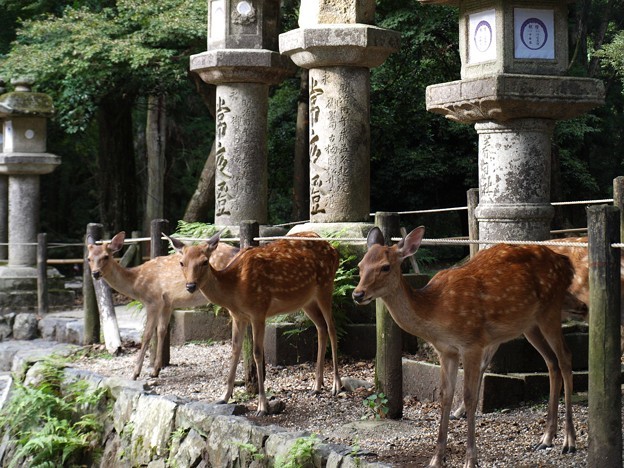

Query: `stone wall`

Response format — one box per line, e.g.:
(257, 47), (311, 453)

(0, 339), (388, 467)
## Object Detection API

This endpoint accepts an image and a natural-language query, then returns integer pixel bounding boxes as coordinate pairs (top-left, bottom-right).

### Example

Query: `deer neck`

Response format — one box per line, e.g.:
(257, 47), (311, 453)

(379, 277), (440, 342)
(197, 264), (240, 308)
(101, 261), (142, 301)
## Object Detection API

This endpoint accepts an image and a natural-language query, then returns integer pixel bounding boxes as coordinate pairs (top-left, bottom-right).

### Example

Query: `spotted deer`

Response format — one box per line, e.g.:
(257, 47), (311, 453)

(167, 231), (341, 416)
(548, 236), (624, 352)
(87, 231), (239, 380)
(353, 226), (576, 468)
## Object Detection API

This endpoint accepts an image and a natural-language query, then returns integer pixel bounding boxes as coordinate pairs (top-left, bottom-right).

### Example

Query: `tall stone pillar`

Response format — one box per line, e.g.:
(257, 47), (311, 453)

(190, 0), (294, 228)
(420, 0), (604, 243)
(0, 78), (69, 311)
(280, 1), (400, 227)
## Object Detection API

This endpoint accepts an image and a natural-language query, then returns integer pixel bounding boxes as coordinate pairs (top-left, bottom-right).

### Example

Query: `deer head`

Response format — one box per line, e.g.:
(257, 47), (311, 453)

(87, 231), (126, 280)
(166, 230), (222, 294)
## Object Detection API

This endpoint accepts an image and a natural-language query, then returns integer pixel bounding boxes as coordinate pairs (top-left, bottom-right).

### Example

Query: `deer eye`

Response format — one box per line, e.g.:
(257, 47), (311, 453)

(381, 265), (391, 272)
(179, 262), (184, 268)
(103, 254), (109, 260)
(202, 259), (209, 266)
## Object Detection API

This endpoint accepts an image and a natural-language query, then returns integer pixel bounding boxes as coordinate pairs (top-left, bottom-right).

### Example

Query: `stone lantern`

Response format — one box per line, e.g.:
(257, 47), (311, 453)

(191, 0), (295, 228)
(0, 78), (66, 310)
(420, 0), (604, 242)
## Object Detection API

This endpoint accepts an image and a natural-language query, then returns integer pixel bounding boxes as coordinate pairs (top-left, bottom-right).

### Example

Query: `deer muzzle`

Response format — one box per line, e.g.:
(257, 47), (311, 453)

(91, 271), (102, 280)
(186, 282), (197, 293)
(352, 290), (369, 305)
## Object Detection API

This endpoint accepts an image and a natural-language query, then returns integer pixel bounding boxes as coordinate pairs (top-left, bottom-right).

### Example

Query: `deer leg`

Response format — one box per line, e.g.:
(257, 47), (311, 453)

(217, 315), (247, 404)
(303, 306), (327, 394)
(452, 344), (499, 420)
(524, 326), (564, 451)
(318, 289), (342, 396)
(429, 351), (459, 468)
(250, 318), (269, 416)
(151, 306), (173, 378)
(461, 348), (485, 468)
(133, 306), (157, 380)
(538, 316), (576, 454)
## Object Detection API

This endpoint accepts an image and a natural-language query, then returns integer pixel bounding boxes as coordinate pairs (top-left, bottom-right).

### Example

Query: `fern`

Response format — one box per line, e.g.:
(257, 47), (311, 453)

(0, 357), (107, 467)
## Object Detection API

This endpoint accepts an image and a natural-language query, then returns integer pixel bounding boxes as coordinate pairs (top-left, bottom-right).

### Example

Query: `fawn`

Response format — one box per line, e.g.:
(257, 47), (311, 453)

(87, 231), (239, 380)
(168, 230), (341, 416)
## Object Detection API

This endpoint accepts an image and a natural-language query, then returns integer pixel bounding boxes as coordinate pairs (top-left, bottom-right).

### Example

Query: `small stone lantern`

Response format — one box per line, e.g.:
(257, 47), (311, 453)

(420, 0), (604, 242)
(0, 78), (64, 311)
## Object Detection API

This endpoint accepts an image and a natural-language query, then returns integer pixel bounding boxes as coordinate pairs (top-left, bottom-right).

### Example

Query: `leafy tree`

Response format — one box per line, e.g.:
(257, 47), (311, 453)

(0, 0), (206, 233)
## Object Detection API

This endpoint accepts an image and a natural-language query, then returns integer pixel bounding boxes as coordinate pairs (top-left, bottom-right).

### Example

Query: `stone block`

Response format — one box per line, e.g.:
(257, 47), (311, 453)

(489, 331), (588, 374)
(298, 0), (376, 26)
(170, 309), (231, 345)
(341, 323), (420, 360)
(12, 313), (37, 340)
(402, 358), (527, 412)
(264, 323), (318, 366)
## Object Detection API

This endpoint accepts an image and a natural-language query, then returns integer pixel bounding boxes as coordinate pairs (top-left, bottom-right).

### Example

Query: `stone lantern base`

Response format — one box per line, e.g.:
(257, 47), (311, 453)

(0, 266), (75, 313)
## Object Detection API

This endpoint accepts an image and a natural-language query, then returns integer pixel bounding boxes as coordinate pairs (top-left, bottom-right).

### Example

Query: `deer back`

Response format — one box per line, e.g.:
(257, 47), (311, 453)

(181, 232), (339, 314)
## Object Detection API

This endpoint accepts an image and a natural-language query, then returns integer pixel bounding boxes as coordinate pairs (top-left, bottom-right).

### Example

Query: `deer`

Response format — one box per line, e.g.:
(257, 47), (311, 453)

(87, 231), (239, 380)
(547, 236), (624, 352)
(167, 230), (342, 416)
(352, 226), (576, 468)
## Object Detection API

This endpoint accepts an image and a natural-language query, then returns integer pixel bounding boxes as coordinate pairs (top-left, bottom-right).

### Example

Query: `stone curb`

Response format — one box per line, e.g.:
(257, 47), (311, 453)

(0, 339), (390, 467)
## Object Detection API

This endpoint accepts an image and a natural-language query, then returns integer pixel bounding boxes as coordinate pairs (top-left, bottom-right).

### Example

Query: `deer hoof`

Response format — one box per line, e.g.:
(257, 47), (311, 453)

(533, 442), (553, 451)
(562, 445), (576, 454)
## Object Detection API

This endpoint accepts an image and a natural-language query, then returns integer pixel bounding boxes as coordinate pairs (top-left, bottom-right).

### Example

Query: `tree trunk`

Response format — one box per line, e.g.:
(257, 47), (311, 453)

(183, 141), (216, 222)
(292, 69), (309, 221)
(98, 96), (138, 233)
(143, 95), (167, 234)
(183, 75), (217, 223)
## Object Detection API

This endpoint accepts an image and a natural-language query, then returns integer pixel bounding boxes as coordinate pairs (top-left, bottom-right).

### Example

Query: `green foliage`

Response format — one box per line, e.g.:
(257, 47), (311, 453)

(174, 220), (225, 242)
(0, 357), (107, 467)
(0, 0), (206, 133)
(361, 392), (390, 420)
(275, 434), (319, 468)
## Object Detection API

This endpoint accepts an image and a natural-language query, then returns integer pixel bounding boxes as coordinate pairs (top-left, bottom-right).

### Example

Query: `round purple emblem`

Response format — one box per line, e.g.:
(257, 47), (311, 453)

(474, 20), (493, 53)
(520, 18), (548, 50)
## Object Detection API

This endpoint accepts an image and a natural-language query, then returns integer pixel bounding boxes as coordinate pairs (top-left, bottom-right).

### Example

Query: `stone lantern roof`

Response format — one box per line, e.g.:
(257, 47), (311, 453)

(0, 78), (54, 118)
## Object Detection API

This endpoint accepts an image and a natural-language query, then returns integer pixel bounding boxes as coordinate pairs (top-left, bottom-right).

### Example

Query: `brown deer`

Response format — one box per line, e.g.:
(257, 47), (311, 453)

(167, 230), (341, 416)
(548, 236), (624, 351)
(352, 226), (576, 468)
(87, 231), (239, 380)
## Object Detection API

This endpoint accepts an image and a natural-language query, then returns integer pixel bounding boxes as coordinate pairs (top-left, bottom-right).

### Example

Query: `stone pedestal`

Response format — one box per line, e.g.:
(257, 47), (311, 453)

(191, 50), (294, 226)
(280, 24), (400, 223)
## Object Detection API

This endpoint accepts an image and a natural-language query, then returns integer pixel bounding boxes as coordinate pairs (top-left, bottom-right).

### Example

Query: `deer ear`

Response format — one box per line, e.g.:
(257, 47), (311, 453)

(399, 226), (425, 259)
(108, 232), (126, 253)
(164, 233), (185, 254)
(366, 227), (385, 249)
(206, 229), (225, 250)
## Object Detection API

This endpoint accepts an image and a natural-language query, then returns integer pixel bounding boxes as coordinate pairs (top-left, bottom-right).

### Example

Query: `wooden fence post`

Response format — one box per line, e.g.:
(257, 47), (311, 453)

(613, 176), (624, 243)
(84, 223), (102, 344)
(467, 188), (479, 258)
(374, 212), (403, 419)
(240, 220), (261, 394)
(587, 204), (622, 467)
(150, 219), (170, 368)
(37, 233), (48, 315)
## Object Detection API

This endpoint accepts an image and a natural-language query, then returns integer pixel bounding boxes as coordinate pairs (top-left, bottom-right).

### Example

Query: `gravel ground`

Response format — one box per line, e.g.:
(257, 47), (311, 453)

(73, 339), (609, 467)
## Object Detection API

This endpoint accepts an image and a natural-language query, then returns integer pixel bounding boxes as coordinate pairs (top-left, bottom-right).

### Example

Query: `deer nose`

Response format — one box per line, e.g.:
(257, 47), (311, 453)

(352, 290), (366, 304)
(186, 283), (197, 293)
(92, 271), (101, 280)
